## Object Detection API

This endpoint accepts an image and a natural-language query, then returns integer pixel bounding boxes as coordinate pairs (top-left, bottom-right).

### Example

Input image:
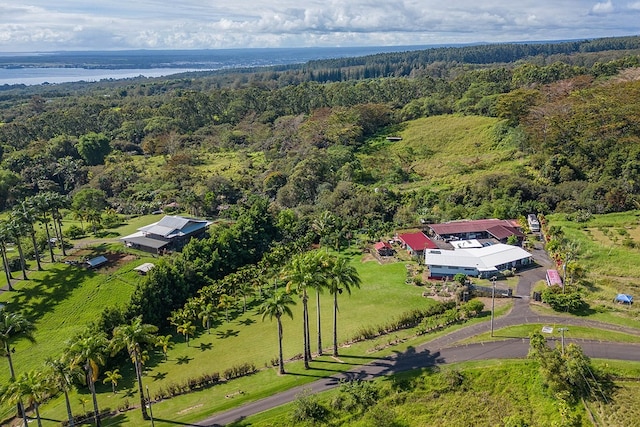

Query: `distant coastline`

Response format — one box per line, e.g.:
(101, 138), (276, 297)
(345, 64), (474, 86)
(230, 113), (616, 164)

(0, 45), (436, 86)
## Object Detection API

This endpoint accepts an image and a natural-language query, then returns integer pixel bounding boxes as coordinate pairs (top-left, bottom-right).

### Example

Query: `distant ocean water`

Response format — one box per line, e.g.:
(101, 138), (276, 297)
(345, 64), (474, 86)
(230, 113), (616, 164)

(0, 46), (435, 86)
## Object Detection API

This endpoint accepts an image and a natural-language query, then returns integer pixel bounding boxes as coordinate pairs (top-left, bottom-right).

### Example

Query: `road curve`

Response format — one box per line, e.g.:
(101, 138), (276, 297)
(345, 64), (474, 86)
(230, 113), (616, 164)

(196, 241), (640, 426)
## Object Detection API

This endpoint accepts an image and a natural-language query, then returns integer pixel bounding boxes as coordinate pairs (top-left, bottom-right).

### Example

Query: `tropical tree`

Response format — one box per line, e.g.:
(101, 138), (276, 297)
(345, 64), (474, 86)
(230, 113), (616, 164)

(218, 294), (235, 322)
(259, 290), (296, 375)
(7, 217), (29, 280)
(110, 316), (158, 420)
(103, 369), (122, 394)
(198, 303), (217, 334)
(326, 256), (361, 357)
(30, 193), (56, 262)
(2, 369), (49, 427)
(45, 356), (83, 427)
(68, 333), (108, 427)
(12, 200), (42, 271)
(0, 308), (35, 423)
(282, 251), (326, 369)
(176, 321), (196, 346)
(0, 220), (15, 289)
(155, 334), (174, 361)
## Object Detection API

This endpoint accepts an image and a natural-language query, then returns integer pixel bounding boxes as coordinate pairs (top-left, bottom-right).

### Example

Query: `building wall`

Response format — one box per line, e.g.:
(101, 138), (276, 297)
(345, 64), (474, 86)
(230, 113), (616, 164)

(428, 265), (479, 278)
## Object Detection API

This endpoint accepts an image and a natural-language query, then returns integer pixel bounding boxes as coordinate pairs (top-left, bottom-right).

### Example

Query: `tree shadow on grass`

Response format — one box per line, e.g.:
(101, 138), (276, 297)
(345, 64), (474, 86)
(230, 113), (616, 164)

(199, 342), (213, 351)
(216, 329), (239, 339)
(100, 413), (127, 426)
(238, 318), (255, 326)
(176, 355), (192, 365)
(151, 372), (167, 381)
(3, 264), (90, 323)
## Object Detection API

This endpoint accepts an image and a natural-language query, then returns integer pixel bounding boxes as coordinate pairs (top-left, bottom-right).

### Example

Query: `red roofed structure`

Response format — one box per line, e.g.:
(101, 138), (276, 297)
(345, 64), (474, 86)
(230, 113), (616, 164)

(374, 241), (394, 256)
(397, 232), (438, 256)
(427, 219), (523, 244)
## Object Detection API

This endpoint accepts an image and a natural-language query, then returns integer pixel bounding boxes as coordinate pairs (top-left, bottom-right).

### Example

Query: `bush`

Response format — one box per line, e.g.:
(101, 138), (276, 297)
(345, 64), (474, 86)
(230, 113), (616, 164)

(541, 287), (587, 313)
(223, 362), (257, 380)
(65, 224), (85, 239)
(291, 389), (328, 424)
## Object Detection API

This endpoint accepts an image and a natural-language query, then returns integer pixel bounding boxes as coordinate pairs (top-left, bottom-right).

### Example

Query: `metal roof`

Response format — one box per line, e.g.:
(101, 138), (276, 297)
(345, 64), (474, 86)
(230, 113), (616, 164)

(428, 219), (522, 236)
(425, 244), (532, 270)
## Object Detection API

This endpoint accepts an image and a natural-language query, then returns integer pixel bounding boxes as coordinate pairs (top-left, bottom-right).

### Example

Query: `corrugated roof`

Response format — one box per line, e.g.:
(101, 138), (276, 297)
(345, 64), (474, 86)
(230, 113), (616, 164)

(398, 232), (438, 251)
(425, 244), (532, 270)
(86, 255), (108, 267)
(428, 219), (521, 236)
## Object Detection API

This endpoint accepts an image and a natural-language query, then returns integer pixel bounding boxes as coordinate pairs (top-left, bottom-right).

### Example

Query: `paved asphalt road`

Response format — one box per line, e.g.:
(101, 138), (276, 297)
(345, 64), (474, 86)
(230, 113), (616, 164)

(195, 241), (640, 426)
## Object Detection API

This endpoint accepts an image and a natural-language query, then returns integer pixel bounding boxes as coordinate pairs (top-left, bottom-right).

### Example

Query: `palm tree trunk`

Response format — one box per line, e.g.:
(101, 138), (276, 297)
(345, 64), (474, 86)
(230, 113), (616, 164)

(15, 239), (28, 280)
(55, 214), (67, 256)
(302, 296), (309, 369)
(134, 353), (150, 420)
(316, 290), (323, 356)
(29, 230), (42, 271)
(333, 292), (339, 357)
(277, 316), (285, 375)
(88, 367), (101, 427)
(1, 243), (14, 290)
(34, 403), (43, 427)
(44, 220), (55, 262)
(64, 390), (75, 427)
(5, 344), (27, 426)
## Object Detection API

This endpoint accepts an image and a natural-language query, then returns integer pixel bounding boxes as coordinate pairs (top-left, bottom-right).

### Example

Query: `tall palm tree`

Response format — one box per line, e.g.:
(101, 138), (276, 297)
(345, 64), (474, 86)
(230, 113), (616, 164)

(68, 333), (108, 427)
(0, 308), (35, 424)
(326, 256), (361, 357)
(13, 200), (42, 271)
(258, 290), (296, 375)
(2, 370), (49, 427)
(7, 217), (29, 280)
(0, 220), (15, 289)
(45, 356), (82, 427)
(30, 193), (56, 262)
(110, 316), (158, 420)
(282, 251), (325, 369)
(218, 294), (235, 322)
(47, 192), (70, 256)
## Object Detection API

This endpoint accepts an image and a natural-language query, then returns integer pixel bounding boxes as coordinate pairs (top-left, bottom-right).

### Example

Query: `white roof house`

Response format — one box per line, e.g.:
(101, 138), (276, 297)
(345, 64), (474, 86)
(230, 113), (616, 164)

(121, 215), (212, 254)
(425, 243), (533, 278)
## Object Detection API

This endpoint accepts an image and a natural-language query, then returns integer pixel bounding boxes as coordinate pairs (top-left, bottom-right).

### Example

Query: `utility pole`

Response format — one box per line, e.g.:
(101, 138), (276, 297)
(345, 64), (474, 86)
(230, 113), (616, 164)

(559, 328), (568, 355)
(490, 276), (497, 337)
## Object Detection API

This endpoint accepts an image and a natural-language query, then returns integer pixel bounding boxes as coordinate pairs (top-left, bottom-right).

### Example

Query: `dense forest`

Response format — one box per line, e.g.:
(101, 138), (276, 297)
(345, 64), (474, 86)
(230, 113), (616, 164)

(1, 34), (640, 426)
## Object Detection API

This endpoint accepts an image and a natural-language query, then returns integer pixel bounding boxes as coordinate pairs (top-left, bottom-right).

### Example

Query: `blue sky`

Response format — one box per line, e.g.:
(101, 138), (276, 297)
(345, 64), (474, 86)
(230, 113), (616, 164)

(0, 1), (639, 51)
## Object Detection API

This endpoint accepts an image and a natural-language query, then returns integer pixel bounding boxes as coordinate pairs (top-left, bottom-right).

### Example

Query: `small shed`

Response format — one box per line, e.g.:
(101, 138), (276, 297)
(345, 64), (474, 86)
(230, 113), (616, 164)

(374, 241), (394, 257)
(86, 255), (108, 269)
(615, 294), (633, 305)
(134, 262), (155, 275)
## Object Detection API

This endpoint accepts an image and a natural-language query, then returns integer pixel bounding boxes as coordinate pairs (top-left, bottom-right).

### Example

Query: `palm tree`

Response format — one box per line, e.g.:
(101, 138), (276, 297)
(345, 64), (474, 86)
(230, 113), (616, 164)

(155, 334), (174, 361)
(218, 294), (235, 322)
(68, 333), (108, 427)
(0, 220), (15, 289)
(326, 256), (361, 357)
(13, 200), (42, 271)
(176, 321), (196, 346)
(103, 369), (122, 394)
(198, 303), (217, 334)
(7, 217), (29, 280)
(47, 192), (69, 256)
(30, 193), (56, 262)
(45, 356), (82, 427)
(0, 308), (35, 423)
(282, 251), (325, 369)
(110, 316), (158, 420)
(2, 369), (49, 427)
(258, 290), (296, 375)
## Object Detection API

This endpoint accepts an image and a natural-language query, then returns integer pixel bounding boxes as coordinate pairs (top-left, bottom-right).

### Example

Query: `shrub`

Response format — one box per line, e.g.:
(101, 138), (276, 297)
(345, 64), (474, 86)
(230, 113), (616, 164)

(65, 224), (85, 239)
(291, 389), (328, 423)
(223, 362), (257, 380)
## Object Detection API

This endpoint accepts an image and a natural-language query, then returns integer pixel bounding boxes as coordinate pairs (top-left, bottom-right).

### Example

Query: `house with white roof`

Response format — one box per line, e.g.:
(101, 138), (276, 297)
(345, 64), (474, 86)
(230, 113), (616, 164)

(425, 243), (533, 279)
(121, 215), (212, 254)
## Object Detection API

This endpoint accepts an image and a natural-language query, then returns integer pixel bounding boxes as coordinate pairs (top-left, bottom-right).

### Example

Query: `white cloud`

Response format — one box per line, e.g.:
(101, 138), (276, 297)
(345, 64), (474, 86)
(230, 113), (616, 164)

(592, 1), (615, 13)
(0, 1), (638, 51)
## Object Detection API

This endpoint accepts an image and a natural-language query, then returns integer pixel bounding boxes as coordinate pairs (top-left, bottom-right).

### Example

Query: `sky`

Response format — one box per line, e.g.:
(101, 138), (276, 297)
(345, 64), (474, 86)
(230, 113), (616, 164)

(0, 1), (639, 52)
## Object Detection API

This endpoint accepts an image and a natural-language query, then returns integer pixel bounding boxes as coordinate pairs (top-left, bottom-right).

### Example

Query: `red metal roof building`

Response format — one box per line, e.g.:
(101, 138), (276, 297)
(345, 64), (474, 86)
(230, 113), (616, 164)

(427, 219), (524, 243)
(374, 241), (394, 256)
(397, 232), (438, 256)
